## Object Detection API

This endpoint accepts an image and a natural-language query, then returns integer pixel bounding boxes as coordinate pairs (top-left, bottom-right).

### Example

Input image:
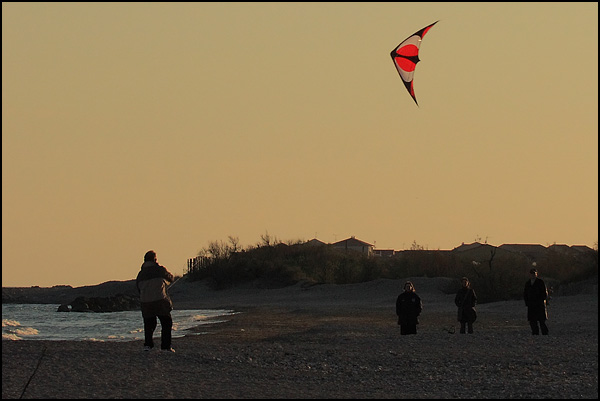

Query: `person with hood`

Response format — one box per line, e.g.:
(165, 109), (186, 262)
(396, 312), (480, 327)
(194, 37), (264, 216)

(136, 250), (175, 351)
(523, 268), (549, 335)
(454, 277), (477, 334)
(396, 281), (423, 335)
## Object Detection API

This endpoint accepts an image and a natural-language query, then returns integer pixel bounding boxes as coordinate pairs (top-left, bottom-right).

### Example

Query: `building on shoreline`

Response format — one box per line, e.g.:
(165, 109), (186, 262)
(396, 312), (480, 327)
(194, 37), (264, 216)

(306, 237), (594, 262)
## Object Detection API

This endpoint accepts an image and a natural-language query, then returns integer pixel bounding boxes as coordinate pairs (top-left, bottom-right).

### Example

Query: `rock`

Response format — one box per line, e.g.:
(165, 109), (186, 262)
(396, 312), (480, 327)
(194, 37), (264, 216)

(60, 294), (141, 313)
(57, 304), (71, 312)
(70, 296), (91, 312)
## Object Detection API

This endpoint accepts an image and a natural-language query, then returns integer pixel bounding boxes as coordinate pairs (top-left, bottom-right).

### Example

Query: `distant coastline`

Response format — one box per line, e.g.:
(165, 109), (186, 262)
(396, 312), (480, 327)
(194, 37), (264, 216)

(2, 280), (138, 305)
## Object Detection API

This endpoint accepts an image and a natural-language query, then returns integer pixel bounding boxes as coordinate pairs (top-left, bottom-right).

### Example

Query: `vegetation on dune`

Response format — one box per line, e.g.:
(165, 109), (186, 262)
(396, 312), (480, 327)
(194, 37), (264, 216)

(186, 234), (598, 303)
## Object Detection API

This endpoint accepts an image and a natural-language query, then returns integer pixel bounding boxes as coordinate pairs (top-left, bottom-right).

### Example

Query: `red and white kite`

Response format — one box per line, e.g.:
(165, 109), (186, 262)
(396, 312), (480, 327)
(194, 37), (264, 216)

(390, 21), (438, 106)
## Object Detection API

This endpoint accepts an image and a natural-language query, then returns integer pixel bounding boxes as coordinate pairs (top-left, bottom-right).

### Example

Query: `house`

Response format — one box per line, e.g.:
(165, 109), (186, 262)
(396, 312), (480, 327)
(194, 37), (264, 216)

(547, 244), (572, 254)
(547, 244), (595, 257)
(571, 245), (594, 253)
(452, 242), (503, 261)
(498, 244), (548, 262)
(304, 238), (328, 247)
(453, 242), (486, 253)
(331, 236), (374, 256)
(373, 249), (395, 257)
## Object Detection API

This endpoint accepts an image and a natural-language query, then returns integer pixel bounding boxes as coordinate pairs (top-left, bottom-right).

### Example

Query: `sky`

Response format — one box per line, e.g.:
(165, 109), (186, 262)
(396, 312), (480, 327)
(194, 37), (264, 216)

(2, 3), (598, 288)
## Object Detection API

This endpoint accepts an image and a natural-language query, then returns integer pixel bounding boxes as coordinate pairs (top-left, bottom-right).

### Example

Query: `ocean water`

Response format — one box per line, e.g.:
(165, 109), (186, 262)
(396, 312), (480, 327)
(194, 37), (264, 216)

(2, 304), (237, 342)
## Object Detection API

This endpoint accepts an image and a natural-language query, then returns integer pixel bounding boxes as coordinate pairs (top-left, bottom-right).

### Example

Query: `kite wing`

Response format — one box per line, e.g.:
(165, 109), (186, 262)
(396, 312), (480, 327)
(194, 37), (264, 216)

(390, 21), (438, 106)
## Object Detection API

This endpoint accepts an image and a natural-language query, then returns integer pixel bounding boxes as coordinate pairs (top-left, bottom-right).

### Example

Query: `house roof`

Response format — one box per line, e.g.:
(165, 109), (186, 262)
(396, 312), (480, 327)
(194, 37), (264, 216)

(452, 242), (485, 252)
(571, 245), (594, 253)
(547, 244), (572, 252)
(498, 244), (547, 260)
(499, 244), (547, 252)
(547, 244), (595, 254)
(331, 236), (374, 247)
(304, 238), (327, 246)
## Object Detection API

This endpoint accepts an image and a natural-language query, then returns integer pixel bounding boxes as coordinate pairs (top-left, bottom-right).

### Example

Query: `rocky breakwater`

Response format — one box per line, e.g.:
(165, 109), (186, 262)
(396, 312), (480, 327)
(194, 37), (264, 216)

(57, 294), (141, 312)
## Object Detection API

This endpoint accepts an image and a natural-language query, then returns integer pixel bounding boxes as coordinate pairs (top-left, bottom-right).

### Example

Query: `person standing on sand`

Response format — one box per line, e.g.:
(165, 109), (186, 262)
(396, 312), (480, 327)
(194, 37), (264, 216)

(454, 277), (477, 334)
(136, 250), (176, 352)
(523, 268), (549, 335)
(396, 281), (423, 335)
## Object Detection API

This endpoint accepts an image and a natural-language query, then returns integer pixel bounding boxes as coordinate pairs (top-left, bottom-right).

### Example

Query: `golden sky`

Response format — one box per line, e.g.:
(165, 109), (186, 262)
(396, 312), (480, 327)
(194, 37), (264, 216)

(2, 3), (598, 287)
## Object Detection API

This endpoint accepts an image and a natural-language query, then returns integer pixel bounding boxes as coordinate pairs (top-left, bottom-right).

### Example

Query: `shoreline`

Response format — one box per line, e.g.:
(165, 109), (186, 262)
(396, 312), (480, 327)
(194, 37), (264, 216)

(2, 280), (597, 399)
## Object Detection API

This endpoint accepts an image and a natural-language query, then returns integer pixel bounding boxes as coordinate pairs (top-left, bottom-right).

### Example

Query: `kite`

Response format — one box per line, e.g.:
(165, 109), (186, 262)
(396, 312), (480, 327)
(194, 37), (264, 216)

(390, 21), (438, 106)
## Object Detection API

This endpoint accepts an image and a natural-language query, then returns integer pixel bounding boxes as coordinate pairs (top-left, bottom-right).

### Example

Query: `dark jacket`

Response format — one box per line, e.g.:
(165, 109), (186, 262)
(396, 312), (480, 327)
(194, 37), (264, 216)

(524, 278), (548, 321)
(136, 261), (174, 303)
(396, 291), (422, 326)
(455, 287), (477, 323)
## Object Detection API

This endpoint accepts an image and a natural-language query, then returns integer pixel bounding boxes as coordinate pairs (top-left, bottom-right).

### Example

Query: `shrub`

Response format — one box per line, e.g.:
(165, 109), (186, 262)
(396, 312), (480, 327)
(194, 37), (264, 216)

(186, 236), (598, 302)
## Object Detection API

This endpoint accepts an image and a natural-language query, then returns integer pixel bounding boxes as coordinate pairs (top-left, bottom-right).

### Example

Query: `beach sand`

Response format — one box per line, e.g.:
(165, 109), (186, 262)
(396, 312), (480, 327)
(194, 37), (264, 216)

(2, 277), (597, 399)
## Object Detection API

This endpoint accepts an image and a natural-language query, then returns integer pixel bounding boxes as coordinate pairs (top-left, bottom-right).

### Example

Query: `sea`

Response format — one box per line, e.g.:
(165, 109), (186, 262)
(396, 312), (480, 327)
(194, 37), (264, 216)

(2, 304), (237, 342)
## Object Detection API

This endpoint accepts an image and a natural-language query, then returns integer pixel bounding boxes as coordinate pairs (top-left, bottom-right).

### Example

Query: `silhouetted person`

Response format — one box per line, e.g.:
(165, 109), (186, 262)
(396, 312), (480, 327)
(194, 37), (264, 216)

(523, 268), (549, 335)
(136, 250), (175, 351)
(396, 281), (422, 335)
(454, 277), (477, 334)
